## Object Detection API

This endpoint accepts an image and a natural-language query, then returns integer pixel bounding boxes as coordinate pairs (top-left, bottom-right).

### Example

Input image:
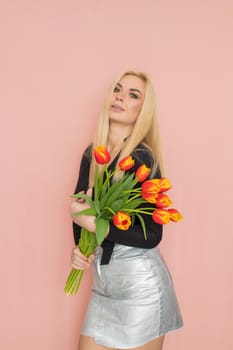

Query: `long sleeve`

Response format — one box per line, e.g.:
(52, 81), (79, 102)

(72, 145), (92, 245)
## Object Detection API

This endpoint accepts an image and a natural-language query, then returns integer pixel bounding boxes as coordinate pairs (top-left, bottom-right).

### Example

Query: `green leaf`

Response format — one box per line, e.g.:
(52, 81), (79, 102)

(101, 206), (115, 216)
(95, 218), (109, 245)
(79, 228), (98, 256)
(100, 169), (113, 198)
(94, 164), (99, 200)
(110, 199), (124, 212)
(135, 213), (147, 240)
(94, 199), (100, 215)
(70, 193), (94, 207)
(123, 198), (144, 210)
(72, 207), (97, 217)
(98, 165), (107, 193)
(100, 173), (135, 208)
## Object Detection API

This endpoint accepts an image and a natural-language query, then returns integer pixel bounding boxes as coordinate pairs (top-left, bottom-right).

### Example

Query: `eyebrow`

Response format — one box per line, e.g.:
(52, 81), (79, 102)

(116, 82), (143, 96)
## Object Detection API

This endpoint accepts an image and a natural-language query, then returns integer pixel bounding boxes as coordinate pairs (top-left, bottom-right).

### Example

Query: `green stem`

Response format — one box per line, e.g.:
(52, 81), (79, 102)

(121, 209), (154, 215)
(64, 228), (98, 296)
(125, 194), (141, 203)
(102, 206), (116, 215)
(122, 189), (141, 195)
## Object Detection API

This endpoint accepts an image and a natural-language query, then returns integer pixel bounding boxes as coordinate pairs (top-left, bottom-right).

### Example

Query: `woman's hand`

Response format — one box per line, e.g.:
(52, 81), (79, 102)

(71, 246), (95, 270)
(70, 189), (96, 232)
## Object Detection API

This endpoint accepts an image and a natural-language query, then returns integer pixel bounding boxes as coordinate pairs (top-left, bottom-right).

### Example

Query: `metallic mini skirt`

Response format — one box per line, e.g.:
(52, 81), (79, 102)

(81, 243), (183, 349)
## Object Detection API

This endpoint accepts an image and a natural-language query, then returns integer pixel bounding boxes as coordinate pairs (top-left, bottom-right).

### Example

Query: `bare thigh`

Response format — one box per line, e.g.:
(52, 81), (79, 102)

(121, 335), (165, 350)
(78, 335), (116, 350)
(78, 334), (165, 350)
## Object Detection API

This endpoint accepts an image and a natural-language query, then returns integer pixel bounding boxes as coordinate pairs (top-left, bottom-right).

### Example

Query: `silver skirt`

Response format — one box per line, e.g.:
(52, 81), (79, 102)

(81, 243), (183, 349)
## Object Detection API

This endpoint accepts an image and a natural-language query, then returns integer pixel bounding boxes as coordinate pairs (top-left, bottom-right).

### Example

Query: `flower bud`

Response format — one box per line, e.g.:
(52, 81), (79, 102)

(152, 209), (170, 224)
(155, 193), (173, 208)
(168, 208), (183, 222)
(135, 164), (151, 182)
(118, 156), (135, 171)
(113, 211), (131, 230)
(141, 191), (158, 204)
(159, 178), (172, 192)
(142, 179), (161, 193)
(93, 146), (110, 164)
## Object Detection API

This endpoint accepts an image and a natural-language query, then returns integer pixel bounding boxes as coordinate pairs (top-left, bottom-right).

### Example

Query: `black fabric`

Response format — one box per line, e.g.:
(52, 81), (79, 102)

(72, 144), (163, 265)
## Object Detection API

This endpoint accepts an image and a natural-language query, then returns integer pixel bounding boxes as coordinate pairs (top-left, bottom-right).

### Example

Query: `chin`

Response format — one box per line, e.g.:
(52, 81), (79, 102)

(109, 111), (126, 122)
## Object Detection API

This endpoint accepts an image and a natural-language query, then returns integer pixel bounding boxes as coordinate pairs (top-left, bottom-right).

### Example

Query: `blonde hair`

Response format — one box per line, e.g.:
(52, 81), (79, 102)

(89, 70), (165, 184)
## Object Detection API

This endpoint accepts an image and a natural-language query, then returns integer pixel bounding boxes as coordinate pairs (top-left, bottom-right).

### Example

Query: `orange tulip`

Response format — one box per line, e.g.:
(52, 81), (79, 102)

(152, 209), (170, 224)
(93, 146), (110, 164)
(168, 208), (183, 222)
(159, 178), (172, 192)
(113, 211), (131, 230)
(142, 179), (161, 193)
(141, 191), (158, 203)
(155, 193), (173, 208)
(118, 156), (135, 171)
(135, 164), (151, 182)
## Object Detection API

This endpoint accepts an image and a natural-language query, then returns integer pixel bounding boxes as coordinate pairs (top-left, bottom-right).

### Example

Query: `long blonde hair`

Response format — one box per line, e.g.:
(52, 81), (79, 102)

(89, 70), (164, 184)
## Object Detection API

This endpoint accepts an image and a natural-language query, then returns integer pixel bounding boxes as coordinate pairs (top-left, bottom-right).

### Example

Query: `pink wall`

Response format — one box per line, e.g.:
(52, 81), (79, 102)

(1, 1), (233, 349)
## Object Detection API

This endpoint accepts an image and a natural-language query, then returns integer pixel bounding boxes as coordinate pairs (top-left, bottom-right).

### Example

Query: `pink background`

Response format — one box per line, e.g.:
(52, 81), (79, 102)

(1, 1), (233, 349)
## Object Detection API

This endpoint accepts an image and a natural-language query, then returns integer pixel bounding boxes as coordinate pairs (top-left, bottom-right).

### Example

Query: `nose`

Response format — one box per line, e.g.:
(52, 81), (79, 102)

(115, 91), (124, 101)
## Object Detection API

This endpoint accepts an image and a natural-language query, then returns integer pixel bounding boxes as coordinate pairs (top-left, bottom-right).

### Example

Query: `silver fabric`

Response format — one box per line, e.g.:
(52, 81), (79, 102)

(81, 243), (183, 349)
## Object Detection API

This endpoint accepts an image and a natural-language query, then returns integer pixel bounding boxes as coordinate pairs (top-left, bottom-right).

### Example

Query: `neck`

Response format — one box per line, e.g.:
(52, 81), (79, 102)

(107, 122), (132, 153)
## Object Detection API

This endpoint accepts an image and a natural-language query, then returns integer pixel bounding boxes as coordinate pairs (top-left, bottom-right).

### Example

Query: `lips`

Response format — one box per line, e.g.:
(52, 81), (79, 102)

(111, 104), (125, 112)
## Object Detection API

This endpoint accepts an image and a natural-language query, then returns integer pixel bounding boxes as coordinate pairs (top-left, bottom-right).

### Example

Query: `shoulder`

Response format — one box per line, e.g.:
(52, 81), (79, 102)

(79, 144), (92, 168)
(131, 143), (154, 169)
(131, 143), (161, 179)
(83, 144), (92, 158)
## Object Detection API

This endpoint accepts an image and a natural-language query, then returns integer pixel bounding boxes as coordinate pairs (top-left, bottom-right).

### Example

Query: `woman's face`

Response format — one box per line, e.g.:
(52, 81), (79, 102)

(109, 75), (145, 127)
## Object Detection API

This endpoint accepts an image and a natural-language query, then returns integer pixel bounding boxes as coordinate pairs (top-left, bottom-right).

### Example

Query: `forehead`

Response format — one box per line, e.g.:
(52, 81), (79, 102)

(118, 75), (145, 93)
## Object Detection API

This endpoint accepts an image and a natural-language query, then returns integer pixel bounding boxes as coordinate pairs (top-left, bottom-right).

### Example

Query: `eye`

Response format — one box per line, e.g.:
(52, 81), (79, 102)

(130, 93), (139, 99)
(113, 86), (120, 93)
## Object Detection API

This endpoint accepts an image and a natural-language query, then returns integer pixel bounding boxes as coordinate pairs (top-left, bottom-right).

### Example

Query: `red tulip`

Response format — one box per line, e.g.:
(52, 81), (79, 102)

(168, 208), (183, 222)
(142, 179), (161, 193)
(118, 156), (135, 171)
(152, 209), (170, 224)
(113, 211), (131, 230)
(141, 191), (158, 204)
(93, 146), (110, 164)
(141, 179), (160, 203)
(135, 164), (151, 182)
(155, 193), (173, 208)
(159, 178), (172, 192)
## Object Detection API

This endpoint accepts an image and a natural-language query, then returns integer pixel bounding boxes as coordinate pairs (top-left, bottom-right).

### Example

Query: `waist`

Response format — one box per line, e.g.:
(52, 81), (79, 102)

(95, 243), (160, 263)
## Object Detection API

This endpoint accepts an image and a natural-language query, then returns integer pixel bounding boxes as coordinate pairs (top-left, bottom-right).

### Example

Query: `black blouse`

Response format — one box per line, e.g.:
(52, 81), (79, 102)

(72, 144), (163, 264)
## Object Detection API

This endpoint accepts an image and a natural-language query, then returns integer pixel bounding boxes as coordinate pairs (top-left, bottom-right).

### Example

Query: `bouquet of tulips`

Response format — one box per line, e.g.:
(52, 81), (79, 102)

(64, 146), (183, 295)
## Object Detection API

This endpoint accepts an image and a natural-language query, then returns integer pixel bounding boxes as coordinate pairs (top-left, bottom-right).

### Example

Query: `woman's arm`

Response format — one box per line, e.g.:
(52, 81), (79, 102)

(72, 146), (92, 244)
(70, 147), (96, 269)
(70, 188), (96, 232)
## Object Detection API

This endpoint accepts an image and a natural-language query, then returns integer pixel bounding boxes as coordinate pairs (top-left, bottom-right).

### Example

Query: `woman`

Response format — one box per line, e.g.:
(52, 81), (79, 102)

(70, 70), (183, 350)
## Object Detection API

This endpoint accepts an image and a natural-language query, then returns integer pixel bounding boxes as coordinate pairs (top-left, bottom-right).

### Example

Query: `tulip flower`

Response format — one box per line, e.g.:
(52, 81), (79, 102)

(118, 156), (135, 171)
(135, 164), (151, 182)
(113, 211), (131, 230)
(155, 193), (173, 208)
(141, 190), (158, 203)
(152, 209), (170, 224)
(93, 146), (110, 164)
(159, 178), (172, 192)
(168, 208), (183, 222)
(142, 179), (161, 193)
(141, 179), (161, 203)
